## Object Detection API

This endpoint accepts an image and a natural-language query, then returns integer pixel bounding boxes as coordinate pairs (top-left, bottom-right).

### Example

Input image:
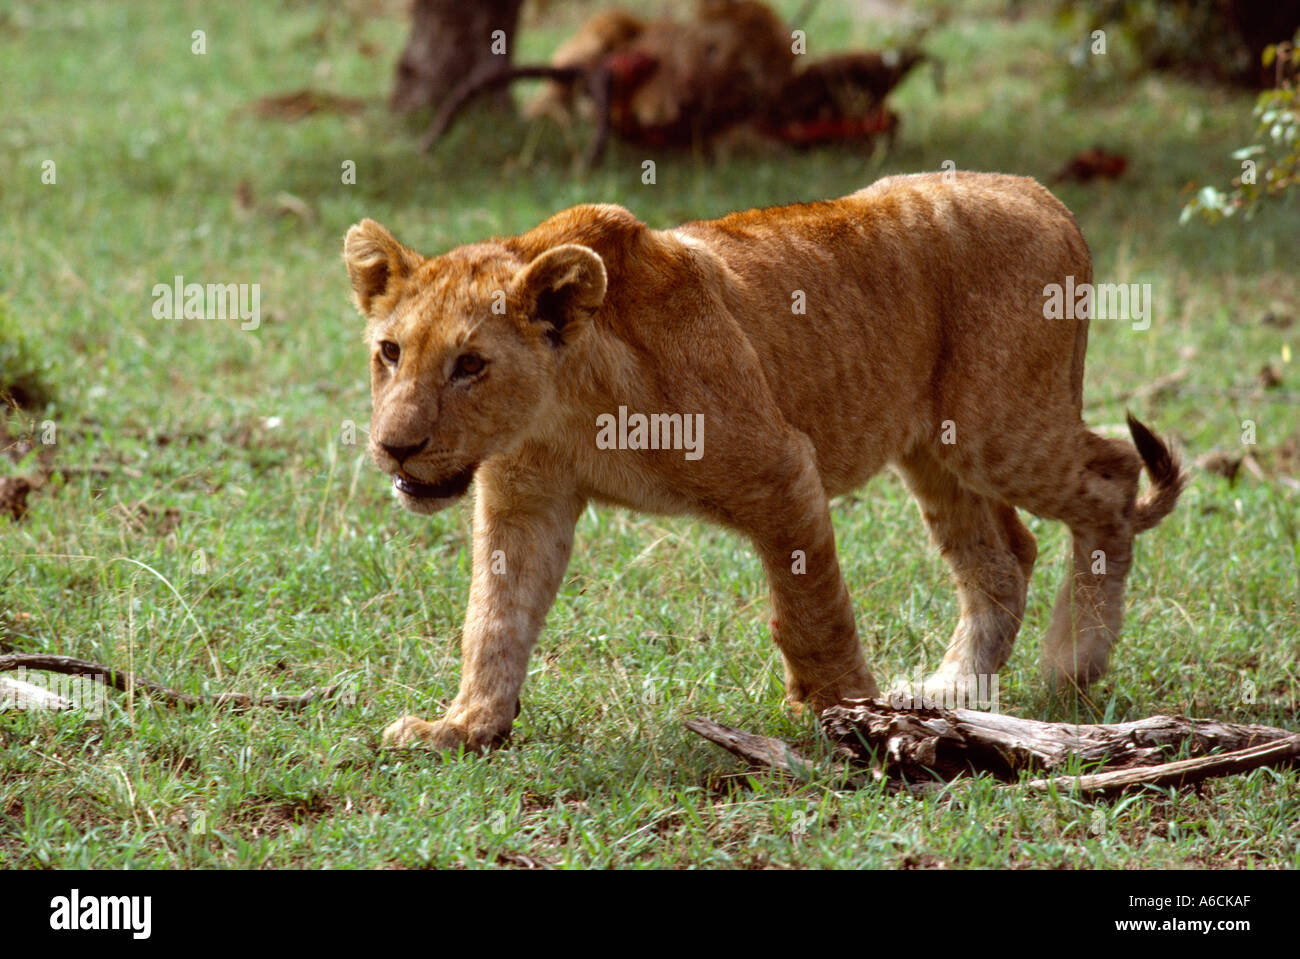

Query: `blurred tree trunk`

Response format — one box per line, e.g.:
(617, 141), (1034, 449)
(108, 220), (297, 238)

(391, 0), (524, 113)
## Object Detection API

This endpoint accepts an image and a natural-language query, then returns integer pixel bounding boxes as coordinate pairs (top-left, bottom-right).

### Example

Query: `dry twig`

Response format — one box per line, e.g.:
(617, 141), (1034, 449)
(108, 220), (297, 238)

(0, 653), (341, 710)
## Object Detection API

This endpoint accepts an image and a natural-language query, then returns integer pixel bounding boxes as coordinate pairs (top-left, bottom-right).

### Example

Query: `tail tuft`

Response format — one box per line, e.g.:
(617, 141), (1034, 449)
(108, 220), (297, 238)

(1127, 411), (1186, 533)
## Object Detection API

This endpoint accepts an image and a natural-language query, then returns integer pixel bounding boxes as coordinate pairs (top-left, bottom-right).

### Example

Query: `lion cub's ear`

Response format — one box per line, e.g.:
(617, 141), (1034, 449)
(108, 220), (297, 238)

(343, 219), (422, 316)
(513, 244), (607, 347)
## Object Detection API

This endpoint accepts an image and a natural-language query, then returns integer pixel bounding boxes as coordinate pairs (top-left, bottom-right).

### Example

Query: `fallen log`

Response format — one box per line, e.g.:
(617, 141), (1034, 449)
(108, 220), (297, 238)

(687, 698), (1298, 796)
(821, 699), (1295, 778)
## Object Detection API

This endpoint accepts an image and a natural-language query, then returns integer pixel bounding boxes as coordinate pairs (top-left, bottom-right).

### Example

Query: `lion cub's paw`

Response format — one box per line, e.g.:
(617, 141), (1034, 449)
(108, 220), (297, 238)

(786, 671), (881, 715)
(381, 715), (470, 750)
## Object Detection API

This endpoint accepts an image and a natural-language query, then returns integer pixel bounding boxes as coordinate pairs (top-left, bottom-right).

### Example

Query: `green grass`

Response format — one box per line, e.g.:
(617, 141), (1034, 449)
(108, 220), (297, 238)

(1, 0), (1296, 868)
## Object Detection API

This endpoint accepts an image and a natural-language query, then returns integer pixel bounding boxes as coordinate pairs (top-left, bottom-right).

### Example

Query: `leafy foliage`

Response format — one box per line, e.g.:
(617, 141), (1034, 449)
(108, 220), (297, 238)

(1182, 32), (1300, 222)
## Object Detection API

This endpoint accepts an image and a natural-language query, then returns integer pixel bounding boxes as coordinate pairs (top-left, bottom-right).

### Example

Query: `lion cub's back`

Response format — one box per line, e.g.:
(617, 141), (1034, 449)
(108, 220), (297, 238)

(849, 170), (1091, 284)
(848, 169), (1093, 424)
(680, 172), (1093, 488)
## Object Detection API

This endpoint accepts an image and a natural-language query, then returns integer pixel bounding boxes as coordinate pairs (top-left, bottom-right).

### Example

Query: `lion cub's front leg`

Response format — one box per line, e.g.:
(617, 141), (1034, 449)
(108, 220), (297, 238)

(382, 480), (583, 751)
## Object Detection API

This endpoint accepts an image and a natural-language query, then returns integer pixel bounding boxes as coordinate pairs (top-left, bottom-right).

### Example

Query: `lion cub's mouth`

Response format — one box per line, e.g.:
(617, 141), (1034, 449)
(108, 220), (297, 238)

(392, 464), (477, 501)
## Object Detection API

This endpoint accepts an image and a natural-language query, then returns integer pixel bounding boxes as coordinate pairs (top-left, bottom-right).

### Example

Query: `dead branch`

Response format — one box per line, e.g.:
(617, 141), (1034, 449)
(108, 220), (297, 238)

(1027, 734), (1300, 796)
(683, 717), (814, 775)
(0, 653), (341, 711)
(686, 698), (1298, 795)
(821, 699), (1295, 780)
(1087, 367), (1189, 409)
(420, 65), (612, 167)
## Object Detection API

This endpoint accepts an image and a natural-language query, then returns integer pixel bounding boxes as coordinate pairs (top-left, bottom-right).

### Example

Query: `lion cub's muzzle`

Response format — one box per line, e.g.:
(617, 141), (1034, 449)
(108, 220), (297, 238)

(391, 463), (477, 502)
(383, 456), (477, 513)
(370, 437), (478, 513)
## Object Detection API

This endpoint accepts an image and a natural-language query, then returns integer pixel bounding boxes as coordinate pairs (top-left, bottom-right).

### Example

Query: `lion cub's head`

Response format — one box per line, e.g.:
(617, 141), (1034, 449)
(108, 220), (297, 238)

(343, 219), (606, 514)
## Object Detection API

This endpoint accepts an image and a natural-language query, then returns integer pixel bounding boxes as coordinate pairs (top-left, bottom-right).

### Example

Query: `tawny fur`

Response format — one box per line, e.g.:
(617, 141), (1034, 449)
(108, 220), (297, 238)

(343, 171), (1185, 751)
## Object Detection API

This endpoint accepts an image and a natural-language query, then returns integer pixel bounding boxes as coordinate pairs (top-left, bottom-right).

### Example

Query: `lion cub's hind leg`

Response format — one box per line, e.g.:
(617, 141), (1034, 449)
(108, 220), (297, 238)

(1008, 418), (1183, 691)
(1034, 432), (1144, 689)
(892, 447), (1036, 708)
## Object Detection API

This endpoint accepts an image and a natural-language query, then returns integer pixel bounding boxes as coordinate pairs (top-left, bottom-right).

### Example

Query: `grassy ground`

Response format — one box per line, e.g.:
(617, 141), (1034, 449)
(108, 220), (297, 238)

(0, 0), (1296, 868)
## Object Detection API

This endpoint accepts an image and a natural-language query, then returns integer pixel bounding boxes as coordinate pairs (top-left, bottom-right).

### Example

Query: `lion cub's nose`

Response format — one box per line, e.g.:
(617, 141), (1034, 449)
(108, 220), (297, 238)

(380, 438), (428, 463)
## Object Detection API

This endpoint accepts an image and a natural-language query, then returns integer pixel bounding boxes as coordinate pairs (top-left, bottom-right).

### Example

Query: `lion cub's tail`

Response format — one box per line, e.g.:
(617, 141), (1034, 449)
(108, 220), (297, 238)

(1126, 412), (1187, 534)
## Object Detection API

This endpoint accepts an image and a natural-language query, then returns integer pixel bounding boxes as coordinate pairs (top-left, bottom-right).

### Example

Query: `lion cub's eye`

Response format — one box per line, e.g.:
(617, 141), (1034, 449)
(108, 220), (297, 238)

(452, 353), (486, 379)
(379, 341), (401, 364)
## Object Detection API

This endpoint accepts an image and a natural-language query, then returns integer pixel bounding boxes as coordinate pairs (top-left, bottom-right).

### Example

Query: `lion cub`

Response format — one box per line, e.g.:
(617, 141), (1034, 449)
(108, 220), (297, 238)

(344, 171), (1183, 750)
